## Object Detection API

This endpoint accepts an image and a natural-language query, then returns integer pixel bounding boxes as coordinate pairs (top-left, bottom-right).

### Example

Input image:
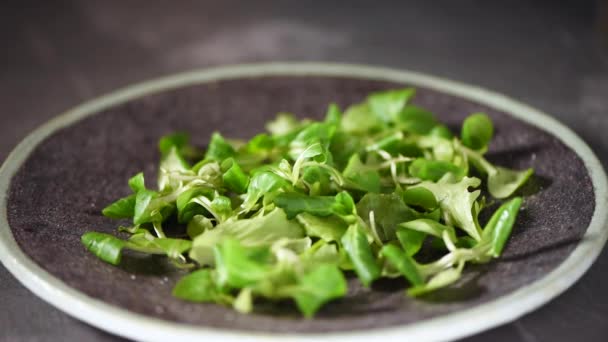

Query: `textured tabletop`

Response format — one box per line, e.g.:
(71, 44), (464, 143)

(1, 1), (608, 341)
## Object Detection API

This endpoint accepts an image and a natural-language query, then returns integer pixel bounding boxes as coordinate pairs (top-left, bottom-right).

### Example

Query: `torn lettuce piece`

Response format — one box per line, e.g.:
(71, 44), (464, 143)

(324, 103), (342, 126)
(291, 263), (347, 317)
(356, 193), (426, 242)
(408, 262), (465, 296)
(397, 105), (438, 134)
(380, 244), (424, 286)
(241, 171), (288, 212)
(412, 174), (482, 241)
(187, 215), (213, 239)
(273, 191), (357, 220)
(175, 187), (213, 223)
(288, 122), (336, 161)
(340, 223), (381, 287)
(368, 88), (415, 123)
(408, 158), (465, 182)
(81, 232), (191, 265)
(172, 269), (233, 304)
(158, 146), (190, 191)
(462, 144), (534, 199)
(396, 228), (426, 257)
(296, 213), (347, 242)
(158, 132), (201, 160)
(206, 238), (346, 317)
(487, 166), (534, 199)
(341, 103), (382, 134)
(342, 154), (381, 193)
(273, 193), (337, 219)
(401, 187), (438, 212)
(102, 194), (136, 219)
(214, 238), (274, 288)
(461, 113), (494, 151)
(480, 197), (523, 257)
(205, 132), (236, 161)
(221, 158), (250, 194)
(189, 208), (304, 266)
(266, 112), (301, 136)
(399, 219), (458, 242)
(128, 172), (146, 193)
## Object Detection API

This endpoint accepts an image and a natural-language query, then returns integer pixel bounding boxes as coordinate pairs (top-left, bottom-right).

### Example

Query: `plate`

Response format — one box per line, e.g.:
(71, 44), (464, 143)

(1, 63), (606, 342)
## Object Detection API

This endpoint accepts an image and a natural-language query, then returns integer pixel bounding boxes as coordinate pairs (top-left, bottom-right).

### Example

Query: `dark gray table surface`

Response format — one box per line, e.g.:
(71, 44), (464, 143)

(1, 1), (607, 341)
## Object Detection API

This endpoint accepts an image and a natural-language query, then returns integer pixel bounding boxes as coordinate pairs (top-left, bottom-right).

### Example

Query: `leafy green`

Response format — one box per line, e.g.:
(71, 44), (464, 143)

(396, 228), (426, 257)
(368, 88), (415, 123)
(189, 208), (304, 266)
(128, 172), (146, 192)
(341, 224), (381, 286)
(381, 244), (423, 285)
(408, 158), (464, 182)
(292, 264), (347, 317)
(214, 238), (273, 288)
(241, 171), (288, 212)
(82, 87), (534, 317)
(462, 145), (534, 198)
(397, 105), (438, 134)
(102, 195), (136, 219)
(173, 269), (231, 303)
(296, 213), (347, 242)
(175, 188), (213, 223)
(341, 103), (381, 134)
(273, 193), (337, 219)
(401, 187), (438, 211)
(356, 193), (422, 241)
(221, 158), (250, 193)
(461, 113), (494, 151)
(342, 154), (381, 193)
(81, 232), (191, 265)
(481, 197), (523, 257)
(81, 232), (126, 265)
(266, 112), (301, 136)
(413, 175), (483, 240)
(408, 263), (464, 296)
(205, 132), (236, 161)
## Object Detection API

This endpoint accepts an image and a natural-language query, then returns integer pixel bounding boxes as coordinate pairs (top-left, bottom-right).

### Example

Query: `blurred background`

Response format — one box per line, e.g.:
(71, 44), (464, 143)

(1, 0), (607, 341)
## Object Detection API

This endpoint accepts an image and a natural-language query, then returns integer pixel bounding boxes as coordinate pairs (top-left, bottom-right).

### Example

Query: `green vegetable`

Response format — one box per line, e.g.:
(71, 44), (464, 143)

(102, 194), (136, 219)
(221, 158), (250, 193)
(481, 197), (523, 257)
(408, 158), (464, 182)
(273, 193), (337, 219)
(402, 187), (438, 211)
(81, 232), (191, 265)
(397, 105), (438, 134)
(412, 175), (483, 241)
(461, 143), (534, 198)
(205, 132), (236, 161)
(292, 263), (347, 317)
(461, 113), (494, 151)
(341, 224), (381, 286)
(189, 208), (304, 266)
(381, 245), (423, 285)
(81, 87), (534, 316)
(172, 269), (232, 303)
(368, 88), (415, 123)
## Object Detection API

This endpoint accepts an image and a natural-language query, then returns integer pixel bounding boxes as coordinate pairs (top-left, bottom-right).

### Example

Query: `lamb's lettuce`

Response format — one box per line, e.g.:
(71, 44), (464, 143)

(82, 87), (533, 317)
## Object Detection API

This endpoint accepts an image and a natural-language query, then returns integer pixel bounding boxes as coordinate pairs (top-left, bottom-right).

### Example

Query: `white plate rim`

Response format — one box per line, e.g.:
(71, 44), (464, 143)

(0, 62), (606, 342)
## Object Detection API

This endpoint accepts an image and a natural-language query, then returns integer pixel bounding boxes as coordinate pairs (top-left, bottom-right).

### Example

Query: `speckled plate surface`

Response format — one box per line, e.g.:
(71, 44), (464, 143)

(1, 63), (607, 342)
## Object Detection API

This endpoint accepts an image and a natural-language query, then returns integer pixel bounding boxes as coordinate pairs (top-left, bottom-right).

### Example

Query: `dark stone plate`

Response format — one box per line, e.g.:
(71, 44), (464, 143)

(2, 72), (598, 334)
